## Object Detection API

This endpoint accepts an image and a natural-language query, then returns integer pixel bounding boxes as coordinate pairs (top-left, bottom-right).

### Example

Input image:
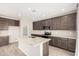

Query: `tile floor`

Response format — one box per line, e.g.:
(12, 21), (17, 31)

(0, 42), (75, 56)
(49, 46), (75, 56)
(0, 43), (25, 56)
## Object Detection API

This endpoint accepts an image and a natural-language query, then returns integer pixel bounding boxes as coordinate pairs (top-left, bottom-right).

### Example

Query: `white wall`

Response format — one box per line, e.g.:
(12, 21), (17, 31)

(32, 30), (76, 39)
(8, 26), (20, 43)
(20, 15), (32, 37)
(19, 8), (33, 37)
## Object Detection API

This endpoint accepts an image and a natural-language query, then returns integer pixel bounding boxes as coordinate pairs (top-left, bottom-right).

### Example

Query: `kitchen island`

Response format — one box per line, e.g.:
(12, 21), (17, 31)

(18, 36), (51, 56)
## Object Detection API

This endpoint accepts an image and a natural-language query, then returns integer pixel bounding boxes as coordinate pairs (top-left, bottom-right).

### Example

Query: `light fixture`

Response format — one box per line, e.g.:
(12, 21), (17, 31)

(61, 9), (65, 11)
(28, 8), (36, 12)
(28, 8), (32, 10)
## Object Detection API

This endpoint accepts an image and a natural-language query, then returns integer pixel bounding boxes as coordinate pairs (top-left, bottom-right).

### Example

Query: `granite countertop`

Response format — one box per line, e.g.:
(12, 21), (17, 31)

(18, 36), (51, 47)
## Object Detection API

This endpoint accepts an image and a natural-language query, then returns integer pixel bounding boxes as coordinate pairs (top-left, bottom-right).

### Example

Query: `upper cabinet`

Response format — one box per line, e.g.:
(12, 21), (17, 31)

(60, 13), (76, 30)
(33, 13), (76, 30)
(0, 17), (20, 30)
(8, 19), (20, 26)
(0, 19), (8, 30)
(50, 17), (61, 30)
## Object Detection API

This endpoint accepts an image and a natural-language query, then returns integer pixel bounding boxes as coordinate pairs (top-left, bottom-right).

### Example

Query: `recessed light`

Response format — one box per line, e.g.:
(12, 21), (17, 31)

(28, 8), (32, 10)
(28, 8), (36, 12)
(61, 9), (65, 11)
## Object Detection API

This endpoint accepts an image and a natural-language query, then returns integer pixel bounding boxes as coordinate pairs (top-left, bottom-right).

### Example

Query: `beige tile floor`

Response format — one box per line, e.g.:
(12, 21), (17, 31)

(0, 42), (25, 56)
(0, 42), (75, 56)
(49, 46), (75, 56)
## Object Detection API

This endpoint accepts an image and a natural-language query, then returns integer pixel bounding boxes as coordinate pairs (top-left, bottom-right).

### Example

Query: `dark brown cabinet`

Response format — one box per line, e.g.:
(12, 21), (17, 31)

(52, 37), (59, 47)
(0, 19), (8, 30)
(49, 37), (68, 49)
(49, 37), (76, 52)
(33, 13), (76, 30)
(8, 19), (15, 26)
(8, 19), (20, 26)
(14, 20), (20, 26)
(67, 39), (76, 52)
(0, 36), (9, 46)
(33, 22), (37, 30)
(33, 21), (42, 30)
(33, 20), (46, 30)
(60, 13), (76, 30)
(57, 38), (62, 48)
(0, 17), (20, 30)
(60, 38), (68, 49)
(51, 17), (61, 30)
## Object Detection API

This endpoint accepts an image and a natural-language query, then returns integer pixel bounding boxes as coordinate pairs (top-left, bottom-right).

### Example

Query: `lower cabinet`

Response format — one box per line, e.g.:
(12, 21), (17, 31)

(59, 38), (68, 49)
(49, 37), (76, 52)
(67, 39), (76, 52)
(57, 38), (62, 48)
(0, 36), (9, 46)
(52, 37), (59, 47)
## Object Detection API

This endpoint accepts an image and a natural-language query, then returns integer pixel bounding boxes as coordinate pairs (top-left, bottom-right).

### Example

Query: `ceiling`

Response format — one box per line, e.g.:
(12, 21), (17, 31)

(0, 3), (77, 21)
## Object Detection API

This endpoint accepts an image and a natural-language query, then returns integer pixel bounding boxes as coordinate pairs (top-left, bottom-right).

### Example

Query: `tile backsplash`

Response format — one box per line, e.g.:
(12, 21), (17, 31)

(32, 30), (77, 39)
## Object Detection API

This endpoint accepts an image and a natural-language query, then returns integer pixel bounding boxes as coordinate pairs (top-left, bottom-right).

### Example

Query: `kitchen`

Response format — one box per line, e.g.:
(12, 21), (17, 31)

(0, 3), (78, 56)
(31, 13), (76, 56)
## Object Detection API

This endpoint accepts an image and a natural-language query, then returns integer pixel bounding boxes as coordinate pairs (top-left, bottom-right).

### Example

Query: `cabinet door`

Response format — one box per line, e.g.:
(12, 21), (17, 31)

(8, 19), (20, 26)
(61, 38), (68, 49)
(49, 37), (58, 46)
(49, 37), (53, 46)
(51, 17), (61, 30)
(58, 38), (62, 48)
(66, 13), (76, 30)
(50, 18), (53, 30)
(37, 21), (42, 30)
(60, 13), (76, 30)
(33, 22), (37, 30)
(67, 39), (76, 52)
(8, 19), (15, 26)
(33, 21), (45, 30)
(14, 20), (20, 26)
(0, 19), (8, 30)
(33, 22), (41, 30)
(53, 37), (59, 47)
(60, 15), (68, 30)
(0, 36), (9, 46)
(45, 19), (51, 26)
(41, 20), (46, 30)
